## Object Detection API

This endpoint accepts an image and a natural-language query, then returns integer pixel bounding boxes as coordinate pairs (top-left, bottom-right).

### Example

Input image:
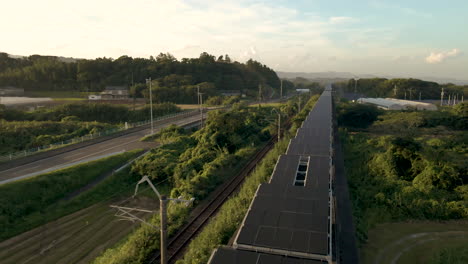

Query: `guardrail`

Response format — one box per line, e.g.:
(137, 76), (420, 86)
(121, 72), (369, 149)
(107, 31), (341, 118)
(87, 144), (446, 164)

(0, 110), (198, 163)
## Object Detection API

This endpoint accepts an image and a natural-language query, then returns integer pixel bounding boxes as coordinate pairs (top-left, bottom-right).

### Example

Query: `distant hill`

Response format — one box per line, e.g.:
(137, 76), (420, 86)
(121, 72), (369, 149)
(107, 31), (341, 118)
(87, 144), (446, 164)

(6, 53), (78, 63)
(276, 71), (468, 85)
(276, 71), (376, 80)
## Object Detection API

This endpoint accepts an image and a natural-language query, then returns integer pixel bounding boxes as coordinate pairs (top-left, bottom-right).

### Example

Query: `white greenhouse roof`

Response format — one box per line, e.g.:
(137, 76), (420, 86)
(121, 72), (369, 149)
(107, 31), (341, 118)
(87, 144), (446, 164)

(357, 98), (437, 110)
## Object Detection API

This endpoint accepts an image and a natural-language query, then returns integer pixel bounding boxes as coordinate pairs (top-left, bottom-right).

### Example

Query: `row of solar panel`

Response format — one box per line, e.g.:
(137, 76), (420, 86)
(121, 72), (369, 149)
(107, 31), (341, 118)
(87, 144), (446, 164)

(209, 86), (335, 264)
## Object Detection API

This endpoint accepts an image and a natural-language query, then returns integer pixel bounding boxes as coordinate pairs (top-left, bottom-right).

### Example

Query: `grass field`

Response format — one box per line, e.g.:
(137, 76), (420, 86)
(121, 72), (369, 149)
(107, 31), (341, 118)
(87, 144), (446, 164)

(0, 150), (142, 240)
(52, 98), (86, 101)
(0, 157), (171, 264)
(176, 104), (199, 109)
(24, 91), (91, 98)
(248, 102), (283, 108)
(361, 220), (468, 264)
(0, 194), (158, 264)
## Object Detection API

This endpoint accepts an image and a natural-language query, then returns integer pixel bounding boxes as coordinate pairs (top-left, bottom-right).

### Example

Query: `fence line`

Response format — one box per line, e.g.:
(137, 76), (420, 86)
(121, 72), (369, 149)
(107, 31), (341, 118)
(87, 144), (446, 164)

(0, 110), (198, 163)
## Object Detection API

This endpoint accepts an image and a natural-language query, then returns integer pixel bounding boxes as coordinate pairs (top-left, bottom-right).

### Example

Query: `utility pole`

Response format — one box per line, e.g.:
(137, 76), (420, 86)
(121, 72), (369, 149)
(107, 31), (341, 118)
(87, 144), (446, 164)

(160, 195), (168, 264)
(196, 85), (201, 127)
(298, 96), (302, 113)
(404, 90), (407, 100)
(441, 88), (445, 106)
(86, 81), (90, 104)
(409, 88), (413, 100)
(393, 85), (397, 97)
(280, 79), (283, 99)
(110, 176), (194, 264)
(258, 84), (263, 102)
(146, 78), (154, 134)
(354, 78), (358, 94)
(132, 71), (136, 111)
(448, 94), (451, 106)
(199, 92), (204, 128)
(271, 109), (281, 141)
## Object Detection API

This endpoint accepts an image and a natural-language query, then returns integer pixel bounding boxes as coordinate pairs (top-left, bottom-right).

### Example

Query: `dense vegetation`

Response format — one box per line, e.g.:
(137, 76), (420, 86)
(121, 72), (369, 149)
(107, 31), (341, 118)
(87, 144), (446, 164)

(0, 120), (116, 154)
(92, 94), (315, 264)
(0, 52), (286, 103)
(334, 78), (468, 99)
(204, 95), (241, 106)
(287, 77), (323, 93)
(339, 101), (468, 245)
(0, 102), (179, 123)
(0, 103), (180, 155)
(133, 105), (272, 198)
(0, 150), (141, 240)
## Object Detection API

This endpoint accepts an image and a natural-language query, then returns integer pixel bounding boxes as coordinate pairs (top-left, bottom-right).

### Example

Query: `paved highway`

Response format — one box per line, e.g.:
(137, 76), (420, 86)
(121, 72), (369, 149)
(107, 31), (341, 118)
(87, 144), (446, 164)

(0, 114), (204, 185)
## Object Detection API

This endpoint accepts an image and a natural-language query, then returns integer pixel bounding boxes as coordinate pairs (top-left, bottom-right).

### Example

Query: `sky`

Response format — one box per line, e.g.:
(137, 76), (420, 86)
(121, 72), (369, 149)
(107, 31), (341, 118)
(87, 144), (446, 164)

(1, 0), (467, 80)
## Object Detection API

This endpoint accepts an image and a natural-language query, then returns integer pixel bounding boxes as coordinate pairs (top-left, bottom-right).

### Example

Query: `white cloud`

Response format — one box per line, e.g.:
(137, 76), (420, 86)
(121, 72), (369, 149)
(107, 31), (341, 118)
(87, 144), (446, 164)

(2, 1), (465, 79)
(329, 16), (354, 24)
(0, 0), (338, 64)
(369, 1), (432, 18)
(392, 55), (416, 62)
(240, 46), (258, 61)
(425, 49), (462, 64)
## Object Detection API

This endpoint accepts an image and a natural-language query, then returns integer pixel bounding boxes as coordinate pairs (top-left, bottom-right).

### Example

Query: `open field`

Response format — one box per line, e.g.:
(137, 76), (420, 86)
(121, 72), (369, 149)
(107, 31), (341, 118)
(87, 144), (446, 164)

(0, 150), (142, 241)
(52, 98), (86, 101)
(24, 91), (91, 98)
(176, 104), (200, 109)
(0, 195), (158, 264)
(248, 102), (283, 108)
(361, 220), (468, 264)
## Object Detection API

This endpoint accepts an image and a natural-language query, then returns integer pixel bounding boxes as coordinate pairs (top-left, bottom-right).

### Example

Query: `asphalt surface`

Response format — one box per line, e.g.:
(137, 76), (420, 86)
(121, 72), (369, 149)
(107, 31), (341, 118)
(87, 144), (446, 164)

(0, 114), (203, 185)
(334, 129), (360, 263)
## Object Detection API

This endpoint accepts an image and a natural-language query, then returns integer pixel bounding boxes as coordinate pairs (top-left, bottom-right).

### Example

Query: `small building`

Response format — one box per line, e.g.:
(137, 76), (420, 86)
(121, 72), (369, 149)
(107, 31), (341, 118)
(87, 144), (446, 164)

(88, 94), (102, 100)
(100, 86), (129, 100)
(220, 90), (242, 96)
(296, 88), (310, 93)
(357, 97), (437, 111)
(0, 86), (24, 96)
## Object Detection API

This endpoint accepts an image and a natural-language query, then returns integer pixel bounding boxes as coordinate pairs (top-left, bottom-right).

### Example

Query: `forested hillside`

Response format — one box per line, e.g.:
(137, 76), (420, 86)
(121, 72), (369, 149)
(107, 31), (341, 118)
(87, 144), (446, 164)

(0, 52), (283, 102)
(334, 78), (468, 99)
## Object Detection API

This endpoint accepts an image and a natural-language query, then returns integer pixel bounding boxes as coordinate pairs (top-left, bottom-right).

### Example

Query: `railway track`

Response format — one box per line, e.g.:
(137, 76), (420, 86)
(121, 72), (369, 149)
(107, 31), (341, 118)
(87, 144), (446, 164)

(147, 137), (277, 264)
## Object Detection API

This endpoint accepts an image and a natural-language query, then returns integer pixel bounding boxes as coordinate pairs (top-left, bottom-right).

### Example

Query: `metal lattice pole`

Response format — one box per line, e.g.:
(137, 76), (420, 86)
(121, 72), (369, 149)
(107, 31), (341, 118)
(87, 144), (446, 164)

(110, 176), (194, 264)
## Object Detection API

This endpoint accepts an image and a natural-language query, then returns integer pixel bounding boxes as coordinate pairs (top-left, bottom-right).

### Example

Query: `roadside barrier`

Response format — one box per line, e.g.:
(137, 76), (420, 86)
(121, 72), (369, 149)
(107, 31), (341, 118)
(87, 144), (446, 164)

(0, 110), (197, 163)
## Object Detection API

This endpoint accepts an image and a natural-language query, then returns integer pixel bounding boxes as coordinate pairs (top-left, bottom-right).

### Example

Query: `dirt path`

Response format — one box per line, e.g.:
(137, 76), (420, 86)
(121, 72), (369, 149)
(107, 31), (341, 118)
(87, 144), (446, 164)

(0, 196), (158, 264)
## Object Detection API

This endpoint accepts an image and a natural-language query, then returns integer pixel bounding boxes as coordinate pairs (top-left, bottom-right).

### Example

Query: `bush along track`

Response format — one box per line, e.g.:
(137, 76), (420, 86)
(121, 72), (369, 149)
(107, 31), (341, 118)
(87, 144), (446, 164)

(0, 150), (142, 241)
(91, 94), (318, 264)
